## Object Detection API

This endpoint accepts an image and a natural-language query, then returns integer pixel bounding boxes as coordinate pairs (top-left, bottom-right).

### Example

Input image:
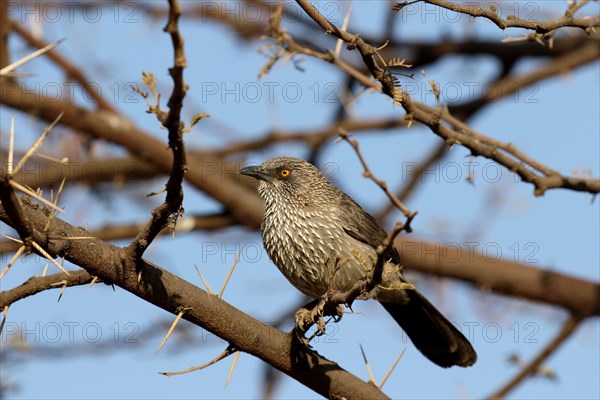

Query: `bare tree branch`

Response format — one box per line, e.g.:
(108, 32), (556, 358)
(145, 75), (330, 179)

(6, 155), (162, 189)
(395, 236), (600, 316)
(1, 1), (598, 397)
(0, 197), (390, 400)
(0, 177), (33, 240)
(376, 141), (447, 221)
(417, 0), (599, 34)
(4, 211), (597, 316)
(339, 130), (417, 229)
(487, 314), (583, 399)
(291, 0), (600, 196)
(0, 270), (95, 308)
(127, 0), (188, 258)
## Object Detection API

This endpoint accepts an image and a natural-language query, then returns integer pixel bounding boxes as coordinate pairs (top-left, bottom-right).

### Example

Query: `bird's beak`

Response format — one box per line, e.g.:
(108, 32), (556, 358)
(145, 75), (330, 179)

(239, 165), (274, 181)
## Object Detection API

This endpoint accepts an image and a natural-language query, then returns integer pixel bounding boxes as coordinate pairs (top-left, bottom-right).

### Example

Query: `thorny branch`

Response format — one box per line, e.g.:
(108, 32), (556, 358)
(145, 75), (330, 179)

(338, 129), (417, 230)
(5, 215), (598, 315)
(1, 1), (599, 398)
(0, 177), (33, 241)
(292, 0), (600, 197)
(376, 141), (447, 221)
(0, 198), (390, 400)
(127, 0), (188, 259)
(0, 270), (95, 308)
(0, 115), (67, 277)
(415, 0), (600, 35)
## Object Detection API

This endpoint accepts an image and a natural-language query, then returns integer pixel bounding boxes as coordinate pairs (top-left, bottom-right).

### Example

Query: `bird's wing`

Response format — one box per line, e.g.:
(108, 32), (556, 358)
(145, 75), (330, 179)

(337, 192), (401, 264)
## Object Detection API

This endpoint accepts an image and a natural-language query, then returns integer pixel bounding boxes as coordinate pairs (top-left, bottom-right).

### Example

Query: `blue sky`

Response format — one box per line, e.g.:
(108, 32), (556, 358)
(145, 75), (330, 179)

(1, 1), (599, 399)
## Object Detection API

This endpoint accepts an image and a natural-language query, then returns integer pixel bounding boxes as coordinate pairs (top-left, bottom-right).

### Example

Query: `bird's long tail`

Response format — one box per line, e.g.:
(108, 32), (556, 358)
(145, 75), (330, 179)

(380, 290), (477, 368)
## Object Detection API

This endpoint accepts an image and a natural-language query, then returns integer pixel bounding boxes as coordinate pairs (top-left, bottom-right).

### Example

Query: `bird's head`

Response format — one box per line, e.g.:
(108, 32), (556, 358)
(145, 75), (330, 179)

(239, 157), (333, 206)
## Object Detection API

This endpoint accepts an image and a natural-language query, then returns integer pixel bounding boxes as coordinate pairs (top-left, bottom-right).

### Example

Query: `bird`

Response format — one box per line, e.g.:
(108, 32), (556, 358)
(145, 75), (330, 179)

(239, 156), (477, 368)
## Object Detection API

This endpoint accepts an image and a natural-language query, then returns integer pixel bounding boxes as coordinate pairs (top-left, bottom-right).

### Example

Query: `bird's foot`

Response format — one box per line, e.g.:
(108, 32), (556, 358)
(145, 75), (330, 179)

(293, 298), (325, 343)
(292, 292), (346, 344)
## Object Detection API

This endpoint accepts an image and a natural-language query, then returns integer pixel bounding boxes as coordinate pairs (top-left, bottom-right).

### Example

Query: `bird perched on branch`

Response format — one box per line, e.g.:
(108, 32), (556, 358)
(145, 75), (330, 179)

(239, 156), (476, 368)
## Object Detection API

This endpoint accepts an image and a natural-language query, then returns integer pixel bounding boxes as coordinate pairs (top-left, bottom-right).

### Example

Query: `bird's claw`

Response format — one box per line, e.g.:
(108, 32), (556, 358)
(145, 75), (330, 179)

(292, 307), (316, 345)
(293, 294), (348, 344)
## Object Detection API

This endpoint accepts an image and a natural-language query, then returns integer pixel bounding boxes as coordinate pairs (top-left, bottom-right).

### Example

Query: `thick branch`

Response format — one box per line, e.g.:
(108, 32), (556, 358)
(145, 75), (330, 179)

(0, 198), (389, 400)
(395, 236), (600, 316)
(3, 210), (597, 316)
(0, 176), (32, 240)
(5, 155), (161, 189)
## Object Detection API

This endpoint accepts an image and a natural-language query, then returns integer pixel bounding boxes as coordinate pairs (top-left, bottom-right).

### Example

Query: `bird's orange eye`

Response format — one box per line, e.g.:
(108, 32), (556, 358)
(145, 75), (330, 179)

(280, 168), (291, 178)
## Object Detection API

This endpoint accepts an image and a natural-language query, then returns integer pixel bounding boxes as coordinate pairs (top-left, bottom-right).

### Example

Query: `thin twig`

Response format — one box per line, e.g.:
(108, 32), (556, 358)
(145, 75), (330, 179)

(127, 0), (189, 259)
(488, 314), (583, 399)
(376, 141), (446, 221)
(0, 270), (94, 309)
(420, 0), (599, 34)
(13, 113), (64, 175)
(338, 129), (418, 230)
